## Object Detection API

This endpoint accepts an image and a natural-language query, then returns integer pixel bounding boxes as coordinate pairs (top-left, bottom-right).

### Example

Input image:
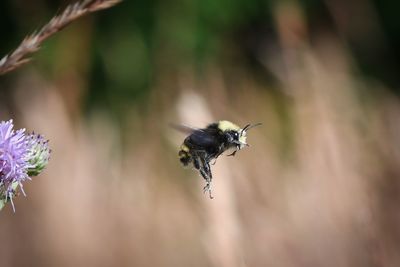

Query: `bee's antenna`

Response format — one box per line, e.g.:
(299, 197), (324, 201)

(242, 123), (262, 133)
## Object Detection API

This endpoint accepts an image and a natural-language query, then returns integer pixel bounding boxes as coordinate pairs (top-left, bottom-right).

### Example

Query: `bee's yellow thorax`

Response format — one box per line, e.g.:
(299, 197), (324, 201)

(218, 120), (240, 132)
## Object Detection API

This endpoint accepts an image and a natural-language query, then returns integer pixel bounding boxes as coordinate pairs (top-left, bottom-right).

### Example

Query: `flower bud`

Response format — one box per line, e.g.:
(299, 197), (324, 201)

(26, 133), (51, 177)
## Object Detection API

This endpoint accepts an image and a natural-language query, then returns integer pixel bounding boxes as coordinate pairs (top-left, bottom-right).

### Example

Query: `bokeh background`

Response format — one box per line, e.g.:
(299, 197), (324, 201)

(1, 0), (400, 266)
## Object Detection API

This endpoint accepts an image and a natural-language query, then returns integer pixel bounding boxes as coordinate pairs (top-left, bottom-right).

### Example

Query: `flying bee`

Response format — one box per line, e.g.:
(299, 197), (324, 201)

(174, 120), (261, 199)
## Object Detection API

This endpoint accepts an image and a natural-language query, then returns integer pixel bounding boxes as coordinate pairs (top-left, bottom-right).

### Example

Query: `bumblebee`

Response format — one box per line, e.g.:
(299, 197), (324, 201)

(175, 120), (261, 198)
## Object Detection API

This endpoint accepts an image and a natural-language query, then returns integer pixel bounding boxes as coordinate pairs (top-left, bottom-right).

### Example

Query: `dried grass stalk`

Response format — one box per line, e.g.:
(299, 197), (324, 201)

(0, 0), (121, 75)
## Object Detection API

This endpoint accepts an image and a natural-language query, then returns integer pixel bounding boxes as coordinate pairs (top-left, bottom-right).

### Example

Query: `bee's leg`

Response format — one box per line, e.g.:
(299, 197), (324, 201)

(193, 155), (209, 182)
(200, 157), (213, 199)
(192, 153), (213, 199)
(196, 160), (212, 198)
(201, 169), (212, 198)
(227, 150), (237, 157)
(193, 155), (201, 170)
(227, 145), (239, 157)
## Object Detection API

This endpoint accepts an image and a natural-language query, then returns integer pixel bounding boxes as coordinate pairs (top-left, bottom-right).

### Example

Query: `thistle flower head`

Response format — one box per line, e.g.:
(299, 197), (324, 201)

(0, 120), (51, 211)
(0, 120), (30, 194)
(26, 133), (51, 177)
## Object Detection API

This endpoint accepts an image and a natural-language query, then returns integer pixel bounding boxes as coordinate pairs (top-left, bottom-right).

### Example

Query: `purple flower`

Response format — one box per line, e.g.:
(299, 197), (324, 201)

(0, 120), (51, 211)
(0, 120), (31, 209)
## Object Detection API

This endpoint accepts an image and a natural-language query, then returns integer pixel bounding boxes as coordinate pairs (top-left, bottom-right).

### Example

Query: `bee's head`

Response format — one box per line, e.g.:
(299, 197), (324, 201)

(218, 120), (261, 150)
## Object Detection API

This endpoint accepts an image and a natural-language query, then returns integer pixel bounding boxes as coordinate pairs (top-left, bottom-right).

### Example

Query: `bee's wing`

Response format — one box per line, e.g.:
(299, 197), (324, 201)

(169, 123), (200, 134)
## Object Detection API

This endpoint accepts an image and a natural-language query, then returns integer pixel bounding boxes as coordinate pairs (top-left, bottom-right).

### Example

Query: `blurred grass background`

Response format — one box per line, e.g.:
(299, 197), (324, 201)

(1, 0), (400, 266)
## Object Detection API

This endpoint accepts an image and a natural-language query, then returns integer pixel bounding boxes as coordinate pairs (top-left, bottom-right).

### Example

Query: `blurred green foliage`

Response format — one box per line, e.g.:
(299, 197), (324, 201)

(0, 0), (399, 112)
